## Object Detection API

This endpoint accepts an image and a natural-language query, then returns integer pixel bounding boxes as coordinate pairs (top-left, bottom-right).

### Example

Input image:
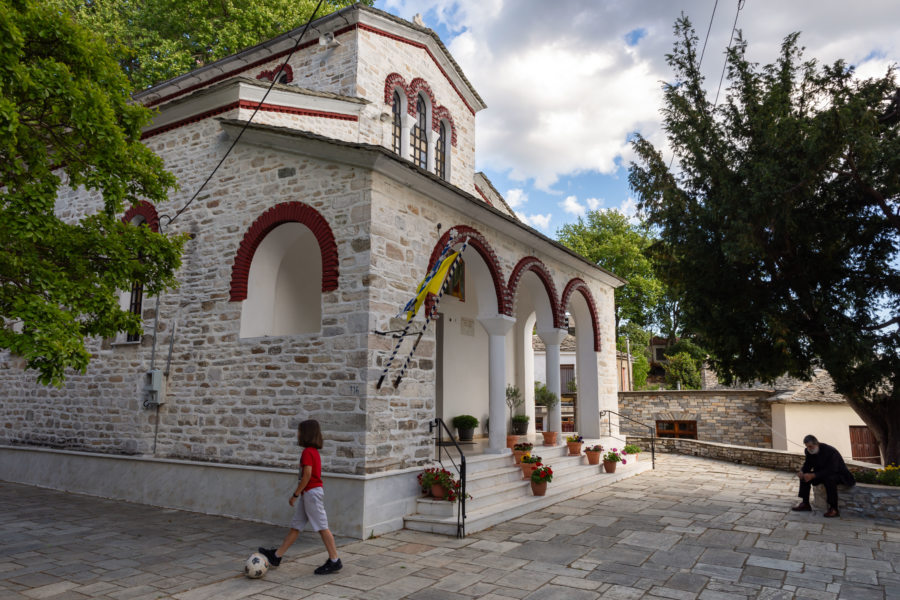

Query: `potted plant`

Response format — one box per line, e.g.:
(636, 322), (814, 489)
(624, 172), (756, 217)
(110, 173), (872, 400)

(584, 444), (603, 465)
(520, 453), (542, 480)
(451, 415), (479, 442)
(511, 414), (530, 435)
(505, 384), (524, 447)
(566, 434), (584, 455)
(623, 444), (641, 461)
(602, 448), (626, 473)
(512, 442), (534, 464)
(534, 382), (559, 446)
(530, 464), (553, 496)
(417, 467), (470, 502)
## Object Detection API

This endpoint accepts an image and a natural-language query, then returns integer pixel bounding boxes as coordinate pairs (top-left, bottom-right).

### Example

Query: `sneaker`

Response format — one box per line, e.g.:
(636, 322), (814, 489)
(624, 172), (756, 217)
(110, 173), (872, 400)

(258, 547), (281, 567)
(791, 502), (812, 512)
(823, 508), (840, 518)
(314, 558), (342, 575)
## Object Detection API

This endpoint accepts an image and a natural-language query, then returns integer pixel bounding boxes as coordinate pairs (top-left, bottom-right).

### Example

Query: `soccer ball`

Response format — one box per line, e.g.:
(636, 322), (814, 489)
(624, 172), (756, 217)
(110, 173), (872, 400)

(244, 552), (269, 579)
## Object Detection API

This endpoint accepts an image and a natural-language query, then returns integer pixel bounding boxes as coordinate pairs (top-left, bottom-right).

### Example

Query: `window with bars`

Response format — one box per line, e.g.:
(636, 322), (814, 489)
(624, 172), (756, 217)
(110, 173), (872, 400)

(435, 121), (447, 179)
(126, 282), (143, 342)
(391, 90), (402, 154)
(656, 420), (697, 439)
(410, 95), (428, 169)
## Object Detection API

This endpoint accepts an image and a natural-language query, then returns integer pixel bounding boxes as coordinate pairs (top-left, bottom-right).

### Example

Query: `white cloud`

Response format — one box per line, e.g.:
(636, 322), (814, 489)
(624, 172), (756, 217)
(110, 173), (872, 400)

(518, 212), (552, 231)
(560, 195), (585, 217)
(505, 188), (528, 209)
(586, 198), (601, 211)
(381, 0), (900, 191)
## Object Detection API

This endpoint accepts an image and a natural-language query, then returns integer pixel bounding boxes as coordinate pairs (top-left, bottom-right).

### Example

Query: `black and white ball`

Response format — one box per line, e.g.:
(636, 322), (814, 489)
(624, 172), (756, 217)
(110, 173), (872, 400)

(244, 552), (269, 578)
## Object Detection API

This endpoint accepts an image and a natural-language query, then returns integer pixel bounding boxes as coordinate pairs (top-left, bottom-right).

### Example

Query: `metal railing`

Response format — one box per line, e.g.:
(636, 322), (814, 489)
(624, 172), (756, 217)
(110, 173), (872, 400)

(599, 409), (656, 469)
(430, 418), (467, 538)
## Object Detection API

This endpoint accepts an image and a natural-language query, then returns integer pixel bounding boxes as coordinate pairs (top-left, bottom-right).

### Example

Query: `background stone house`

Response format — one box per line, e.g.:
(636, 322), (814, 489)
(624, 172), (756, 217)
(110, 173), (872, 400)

(0, 5), (625, 537)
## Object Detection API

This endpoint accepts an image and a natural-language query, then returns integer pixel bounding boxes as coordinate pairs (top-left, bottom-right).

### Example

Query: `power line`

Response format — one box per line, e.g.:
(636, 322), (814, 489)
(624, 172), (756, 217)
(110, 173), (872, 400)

(713, 0), (746, 108)
(160, 0), (326, 230)
(698, 0), (720, 69)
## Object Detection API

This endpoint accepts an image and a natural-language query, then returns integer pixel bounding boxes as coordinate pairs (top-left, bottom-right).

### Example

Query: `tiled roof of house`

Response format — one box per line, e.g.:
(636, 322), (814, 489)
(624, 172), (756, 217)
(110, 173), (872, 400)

(768, 369), (847, 403)
(532, 334), (577, 352)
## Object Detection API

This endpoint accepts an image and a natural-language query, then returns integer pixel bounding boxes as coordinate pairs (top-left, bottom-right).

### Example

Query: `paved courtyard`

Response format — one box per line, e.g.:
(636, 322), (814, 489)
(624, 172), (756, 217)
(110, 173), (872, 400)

(1, 454), (897, 600)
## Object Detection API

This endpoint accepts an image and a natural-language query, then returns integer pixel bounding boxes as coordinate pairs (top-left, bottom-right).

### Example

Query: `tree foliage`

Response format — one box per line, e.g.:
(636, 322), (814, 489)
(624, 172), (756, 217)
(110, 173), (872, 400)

(617, 322), (651, 389)
(557, 210), (663, 330)
(662, 352), (701, 390)
(0, 0), (185, 385)
(629, 17), (900, 462)
(51, 0), (371, 90)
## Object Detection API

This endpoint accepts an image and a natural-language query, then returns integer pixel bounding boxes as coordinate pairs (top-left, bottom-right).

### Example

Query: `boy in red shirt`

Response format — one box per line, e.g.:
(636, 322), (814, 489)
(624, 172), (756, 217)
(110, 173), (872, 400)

(259, 420), (342, 574)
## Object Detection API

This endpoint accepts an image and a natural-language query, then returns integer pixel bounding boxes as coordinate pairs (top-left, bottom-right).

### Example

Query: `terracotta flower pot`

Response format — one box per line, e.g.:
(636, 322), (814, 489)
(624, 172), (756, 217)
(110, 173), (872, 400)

(541, 431), (558, 446)
(430, 483), (447, 499)
(585, 450), (601, 465)
(506, 435), (520, 449)
(513, 450), (528, 464)
(567, 442), (583, 456)
(603, 460), (617, 474)
(520, 463), (536, 480)
(530, 481), (547, 496)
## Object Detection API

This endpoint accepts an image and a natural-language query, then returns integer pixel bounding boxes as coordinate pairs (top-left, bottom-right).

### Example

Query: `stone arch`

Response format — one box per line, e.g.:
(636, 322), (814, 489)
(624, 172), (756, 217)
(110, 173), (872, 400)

(428, 225), (509, 315)
(432, 105), (457, 146)
(384, 72), (408, 105)
(122, 201), (159, 232)
(507, 257), (563, 329)
(230, 201), (338, 302)
(407, 77), (436, 117)
(257, 64), (294, 84)
(560, 278), (601, 352)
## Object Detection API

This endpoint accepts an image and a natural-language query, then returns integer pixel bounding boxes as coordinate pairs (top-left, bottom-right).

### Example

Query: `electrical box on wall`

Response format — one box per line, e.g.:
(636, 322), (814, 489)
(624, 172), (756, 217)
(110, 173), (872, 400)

(143, 369), (166, 407)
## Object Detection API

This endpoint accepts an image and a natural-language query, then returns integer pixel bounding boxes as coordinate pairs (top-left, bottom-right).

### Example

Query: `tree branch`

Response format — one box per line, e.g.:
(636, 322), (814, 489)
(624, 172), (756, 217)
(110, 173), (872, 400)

(845, 152), (900, 233)
(863, 316), (900, 331)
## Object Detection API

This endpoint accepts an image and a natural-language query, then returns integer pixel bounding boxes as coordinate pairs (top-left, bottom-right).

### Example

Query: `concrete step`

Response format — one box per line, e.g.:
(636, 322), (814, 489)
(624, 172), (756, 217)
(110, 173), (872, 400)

(405, 458), (653, 536)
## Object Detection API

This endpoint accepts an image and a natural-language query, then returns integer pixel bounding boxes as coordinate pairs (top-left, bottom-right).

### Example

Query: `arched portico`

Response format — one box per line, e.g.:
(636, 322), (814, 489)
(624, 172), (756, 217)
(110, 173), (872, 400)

(560, 279), (603, 438)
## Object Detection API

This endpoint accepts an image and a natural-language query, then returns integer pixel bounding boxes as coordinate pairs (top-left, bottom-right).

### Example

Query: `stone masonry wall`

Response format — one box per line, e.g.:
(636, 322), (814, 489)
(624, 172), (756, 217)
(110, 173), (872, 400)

(619, 390), (774, 448)
(0, 115), (374, 475)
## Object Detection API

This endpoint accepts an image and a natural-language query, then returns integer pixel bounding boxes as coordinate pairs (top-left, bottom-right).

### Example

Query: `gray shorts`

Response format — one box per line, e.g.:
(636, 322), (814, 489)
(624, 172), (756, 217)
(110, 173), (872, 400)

(289, 486), (329, 532)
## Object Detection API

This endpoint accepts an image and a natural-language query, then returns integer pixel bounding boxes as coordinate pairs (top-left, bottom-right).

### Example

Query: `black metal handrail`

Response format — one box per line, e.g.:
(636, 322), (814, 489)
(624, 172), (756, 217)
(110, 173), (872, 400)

(430, 418), (466, 538)
(599, 409), (656, 469)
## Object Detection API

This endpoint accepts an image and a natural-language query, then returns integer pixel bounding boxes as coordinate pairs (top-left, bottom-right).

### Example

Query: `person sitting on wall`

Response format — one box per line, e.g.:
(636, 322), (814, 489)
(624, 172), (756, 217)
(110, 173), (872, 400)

(791, 434), (855, 518)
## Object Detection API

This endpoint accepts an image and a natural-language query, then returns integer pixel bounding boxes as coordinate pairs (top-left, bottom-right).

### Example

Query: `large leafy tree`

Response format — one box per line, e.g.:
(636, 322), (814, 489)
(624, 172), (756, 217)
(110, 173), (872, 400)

(558, 210), (663, 331)
(53, 0), (371, 90)
(630, 18), (900, 463)
(0, 0), (185, 385)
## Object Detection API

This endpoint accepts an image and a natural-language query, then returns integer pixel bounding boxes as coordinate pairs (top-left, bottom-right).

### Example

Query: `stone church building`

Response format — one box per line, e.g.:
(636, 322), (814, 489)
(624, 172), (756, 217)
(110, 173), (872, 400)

(0, 5), (624, 537)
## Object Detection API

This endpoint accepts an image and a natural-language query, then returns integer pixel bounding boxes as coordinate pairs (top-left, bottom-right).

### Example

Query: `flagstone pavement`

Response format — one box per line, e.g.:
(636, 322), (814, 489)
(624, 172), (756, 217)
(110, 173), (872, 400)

(2, 454), (898, 600)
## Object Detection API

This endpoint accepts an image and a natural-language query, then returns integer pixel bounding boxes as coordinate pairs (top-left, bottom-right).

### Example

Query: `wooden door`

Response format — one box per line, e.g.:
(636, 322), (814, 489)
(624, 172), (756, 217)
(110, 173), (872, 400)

(849, 426), (881, 464)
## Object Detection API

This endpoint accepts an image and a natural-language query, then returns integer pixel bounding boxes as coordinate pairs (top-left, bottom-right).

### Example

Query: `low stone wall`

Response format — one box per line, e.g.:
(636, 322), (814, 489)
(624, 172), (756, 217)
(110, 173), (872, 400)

(811, 483), (900, 522)
(618, 390), (774, 447)
(626, 435), (803, 471)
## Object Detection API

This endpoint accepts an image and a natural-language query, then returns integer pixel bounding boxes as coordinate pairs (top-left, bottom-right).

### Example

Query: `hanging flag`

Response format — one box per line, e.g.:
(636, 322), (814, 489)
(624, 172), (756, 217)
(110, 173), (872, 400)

(401, 250), (459, 322)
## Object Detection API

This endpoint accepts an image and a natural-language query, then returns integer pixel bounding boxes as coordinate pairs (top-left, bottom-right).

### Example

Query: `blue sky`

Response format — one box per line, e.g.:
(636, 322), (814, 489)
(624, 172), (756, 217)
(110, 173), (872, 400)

(374, 0), (900, 236)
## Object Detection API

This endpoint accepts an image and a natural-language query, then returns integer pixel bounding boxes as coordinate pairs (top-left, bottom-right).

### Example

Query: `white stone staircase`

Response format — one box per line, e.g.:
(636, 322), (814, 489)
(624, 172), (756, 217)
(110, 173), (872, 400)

(403, 439), (653, 536)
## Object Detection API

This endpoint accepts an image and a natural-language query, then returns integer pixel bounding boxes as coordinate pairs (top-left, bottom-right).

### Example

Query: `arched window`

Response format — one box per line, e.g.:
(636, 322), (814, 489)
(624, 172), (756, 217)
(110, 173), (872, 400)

(410, 94), (428, 169)
(435, 120), (448, 180)
(391, 90), (403, 154)
(117, 202), (159, 344)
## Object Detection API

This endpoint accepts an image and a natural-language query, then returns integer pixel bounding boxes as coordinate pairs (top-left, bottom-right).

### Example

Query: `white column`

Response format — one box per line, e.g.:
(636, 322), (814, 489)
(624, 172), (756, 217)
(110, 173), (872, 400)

(478, 315), (516, 454)
(537, 328), (568, 442)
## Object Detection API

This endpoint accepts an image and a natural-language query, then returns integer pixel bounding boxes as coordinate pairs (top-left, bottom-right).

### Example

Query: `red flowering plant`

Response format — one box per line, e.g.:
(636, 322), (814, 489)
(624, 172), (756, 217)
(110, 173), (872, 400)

(584, 444), (604, 453)
(531, 464), (553, 484)
(602, 448), (626, 464)
(417, 467), (471, 502)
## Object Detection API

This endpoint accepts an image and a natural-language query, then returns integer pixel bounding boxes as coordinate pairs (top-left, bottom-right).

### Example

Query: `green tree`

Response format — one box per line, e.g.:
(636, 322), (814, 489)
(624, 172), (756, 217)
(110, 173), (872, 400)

(52, 0), (371, 90)
(629, 17), (900, 463)
(617, 322), (651, 389)
(0, 0), (185, 385)
(662, 352), (701, 390)
(558, 210), (663, 330)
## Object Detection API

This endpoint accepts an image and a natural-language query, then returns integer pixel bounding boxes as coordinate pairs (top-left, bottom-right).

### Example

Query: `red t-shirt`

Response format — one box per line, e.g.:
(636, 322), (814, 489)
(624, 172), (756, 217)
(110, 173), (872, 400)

(300, 446), (323, 493)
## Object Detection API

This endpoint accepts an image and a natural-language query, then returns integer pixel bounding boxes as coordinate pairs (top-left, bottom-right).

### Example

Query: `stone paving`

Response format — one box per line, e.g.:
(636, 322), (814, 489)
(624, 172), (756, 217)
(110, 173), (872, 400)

(2, 454), (898, 599)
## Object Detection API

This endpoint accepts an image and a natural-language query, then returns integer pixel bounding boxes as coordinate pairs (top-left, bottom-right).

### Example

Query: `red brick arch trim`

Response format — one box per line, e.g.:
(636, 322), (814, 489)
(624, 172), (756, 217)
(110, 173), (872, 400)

(560, 278), (601, 352)
(428, 225), (509, 315)
(432, 105), (457, 147)
(384, 72), (409, 105)
(257, 64), (294, 84)
(230, 201), (338, 301)
(408, 78), (436, 117)
(122, 201), (160, 232)
(507, 257), (563, 329)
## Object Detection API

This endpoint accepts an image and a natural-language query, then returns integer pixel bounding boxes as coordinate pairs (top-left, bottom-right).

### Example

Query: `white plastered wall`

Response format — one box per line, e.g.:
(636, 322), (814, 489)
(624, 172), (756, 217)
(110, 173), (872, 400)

(773, 403), (867, 458)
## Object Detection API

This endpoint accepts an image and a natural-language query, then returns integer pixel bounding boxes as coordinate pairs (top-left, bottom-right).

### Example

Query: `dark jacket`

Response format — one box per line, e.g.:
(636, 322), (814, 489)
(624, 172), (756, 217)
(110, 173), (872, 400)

(801, 442), (855, 486)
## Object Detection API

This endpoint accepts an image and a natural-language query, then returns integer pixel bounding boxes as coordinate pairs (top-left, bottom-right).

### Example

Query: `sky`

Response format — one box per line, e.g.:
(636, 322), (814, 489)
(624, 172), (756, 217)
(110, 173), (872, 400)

(373, 0), (900, 235)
